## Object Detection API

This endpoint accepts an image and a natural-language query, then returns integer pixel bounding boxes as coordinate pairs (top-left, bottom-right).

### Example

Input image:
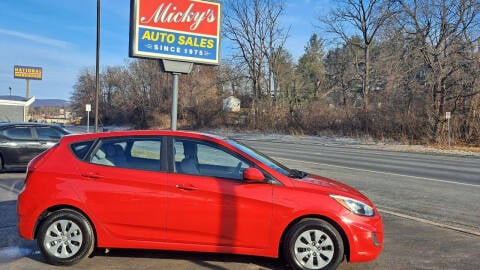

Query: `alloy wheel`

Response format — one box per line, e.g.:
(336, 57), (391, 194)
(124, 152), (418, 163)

(293, 229), (335, 269)
(43, 219), (83, 259)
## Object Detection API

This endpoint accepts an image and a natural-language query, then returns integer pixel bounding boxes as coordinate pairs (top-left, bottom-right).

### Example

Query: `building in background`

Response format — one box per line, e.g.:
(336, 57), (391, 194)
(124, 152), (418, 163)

(0, 95), (35, 122)
(223, 96), (241, 112)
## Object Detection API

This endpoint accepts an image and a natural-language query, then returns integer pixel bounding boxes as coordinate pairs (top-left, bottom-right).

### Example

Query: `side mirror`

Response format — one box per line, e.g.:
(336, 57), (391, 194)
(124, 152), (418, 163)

(243, 167), (265, 182)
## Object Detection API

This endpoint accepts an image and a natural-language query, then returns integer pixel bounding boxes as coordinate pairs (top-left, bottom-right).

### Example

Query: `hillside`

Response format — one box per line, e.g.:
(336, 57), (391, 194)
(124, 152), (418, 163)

(31, 99), (69, 107)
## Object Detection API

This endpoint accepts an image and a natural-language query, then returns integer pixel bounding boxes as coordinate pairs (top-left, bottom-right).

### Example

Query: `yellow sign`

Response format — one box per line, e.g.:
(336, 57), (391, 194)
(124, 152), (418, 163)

(14, 65), (43, 80)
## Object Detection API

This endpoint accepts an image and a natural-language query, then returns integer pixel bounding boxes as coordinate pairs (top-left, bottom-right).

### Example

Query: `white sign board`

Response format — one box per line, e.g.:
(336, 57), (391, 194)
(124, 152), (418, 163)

(446, 112), (451, 119)
(86, 104), (92, 112)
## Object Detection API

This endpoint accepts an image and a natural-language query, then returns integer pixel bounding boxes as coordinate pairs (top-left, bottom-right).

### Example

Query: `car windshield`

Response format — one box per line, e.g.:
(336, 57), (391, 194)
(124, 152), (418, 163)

(227, 139), (291, 176)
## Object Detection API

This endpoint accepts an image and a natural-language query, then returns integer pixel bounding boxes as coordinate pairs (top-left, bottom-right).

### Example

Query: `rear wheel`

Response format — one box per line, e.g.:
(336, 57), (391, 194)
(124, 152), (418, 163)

(0, 154), (3, 170)
(37, 209), (95, 265)
(284, 218), (344, 270)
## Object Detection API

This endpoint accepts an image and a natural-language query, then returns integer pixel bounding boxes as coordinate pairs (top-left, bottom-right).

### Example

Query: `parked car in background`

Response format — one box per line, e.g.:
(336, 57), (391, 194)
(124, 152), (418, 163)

(0, 122), (70, 171)
(17, 130), (383, 270)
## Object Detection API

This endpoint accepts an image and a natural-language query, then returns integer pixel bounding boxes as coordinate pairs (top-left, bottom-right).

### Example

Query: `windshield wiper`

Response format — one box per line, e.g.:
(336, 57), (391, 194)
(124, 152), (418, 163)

(289, 169), (308, 179)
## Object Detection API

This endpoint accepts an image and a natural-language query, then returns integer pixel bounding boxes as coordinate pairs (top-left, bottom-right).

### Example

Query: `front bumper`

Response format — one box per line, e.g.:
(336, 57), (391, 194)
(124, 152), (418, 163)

(346, 213), (384, 262)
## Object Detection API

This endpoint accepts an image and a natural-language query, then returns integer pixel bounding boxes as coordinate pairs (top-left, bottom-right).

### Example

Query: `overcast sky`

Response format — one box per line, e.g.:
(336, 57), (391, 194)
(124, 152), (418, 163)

(0, 0), (333, 100)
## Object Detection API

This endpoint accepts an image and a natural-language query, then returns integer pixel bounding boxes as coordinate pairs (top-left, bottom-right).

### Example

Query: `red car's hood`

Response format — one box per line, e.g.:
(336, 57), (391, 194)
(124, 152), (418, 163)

(290, 173), (370, 202)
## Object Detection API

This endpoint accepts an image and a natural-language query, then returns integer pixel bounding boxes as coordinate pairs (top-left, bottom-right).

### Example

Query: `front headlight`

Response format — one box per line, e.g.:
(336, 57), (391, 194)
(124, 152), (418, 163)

(330, 195), (375, 217)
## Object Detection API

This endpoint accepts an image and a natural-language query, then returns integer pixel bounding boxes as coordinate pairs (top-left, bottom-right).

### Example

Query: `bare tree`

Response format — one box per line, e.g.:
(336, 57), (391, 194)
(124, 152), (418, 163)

(324, 36), (365, 108)
(126, 59), (171, 128)
(180, 65), (222, 128)
(101, 66), (130, 123)
(223, 0), (288, 101)
(321, 0), (398, 132)
(71, 68), (97, 124)
(397, 0), (480, 142)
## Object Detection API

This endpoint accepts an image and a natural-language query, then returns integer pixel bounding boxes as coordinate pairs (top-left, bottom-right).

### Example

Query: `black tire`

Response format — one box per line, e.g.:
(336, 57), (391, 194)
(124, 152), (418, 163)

(37, 209), (95, 265)
(283, 218), (344, 270)
(0, 154), (3, 170)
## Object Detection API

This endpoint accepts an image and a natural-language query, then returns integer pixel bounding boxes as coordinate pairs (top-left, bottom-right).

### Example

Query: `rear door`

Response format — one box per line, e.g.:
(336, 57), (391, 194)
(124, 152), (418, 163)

(34, 126), (66, 151)
(74, 136), (168, 242)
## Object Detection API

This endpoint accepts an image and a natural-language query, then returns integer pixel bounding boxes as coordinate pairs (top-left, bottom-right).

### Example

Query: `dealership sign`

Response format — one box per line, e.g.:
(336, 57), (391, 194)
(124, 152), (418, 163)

(14, 65), (42, 80)
(129, 0), (221, 65)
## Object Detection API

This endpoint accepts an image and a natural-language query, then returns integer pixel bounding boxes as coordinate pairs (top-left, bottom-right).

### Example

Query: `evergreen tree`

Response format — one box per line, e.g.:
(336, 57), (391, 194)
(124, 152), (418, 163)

(297, 34), (326, 100)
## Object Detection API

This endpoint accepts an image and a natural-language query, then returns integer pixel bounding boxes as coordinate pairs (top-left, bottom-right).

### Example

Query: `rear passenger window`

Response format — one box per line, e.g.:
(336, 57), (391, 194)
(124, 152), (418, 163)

(131, 140), (161, 160)
(90, 138), (162, 171)
(37, 127), (64, 140)
(71, 141), (94, 160)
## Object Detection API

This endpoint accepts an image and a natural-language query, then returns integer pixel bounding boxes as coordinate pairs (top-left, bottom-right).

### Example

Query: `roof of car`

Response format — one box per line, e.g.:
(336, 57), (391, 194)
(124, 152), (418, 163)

(59, 130), (226, 143)
(0, 122), (66, 128)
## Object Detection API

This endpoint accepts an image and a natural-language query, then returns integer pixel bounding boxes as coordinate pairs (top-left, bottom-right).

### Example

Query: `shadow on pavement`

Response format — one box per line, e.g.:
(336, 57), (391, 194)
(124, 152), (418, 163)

(0, 199), (40, 264)
(92, 248), (289, 270)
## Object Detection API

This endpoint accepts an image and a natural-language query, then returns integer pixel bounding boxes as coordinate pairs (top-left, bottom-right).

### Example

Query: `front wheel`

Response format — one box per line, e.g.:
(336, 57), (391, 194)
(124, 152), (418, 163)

(284, 218), (344, 270)
(37, 209), (95, 265)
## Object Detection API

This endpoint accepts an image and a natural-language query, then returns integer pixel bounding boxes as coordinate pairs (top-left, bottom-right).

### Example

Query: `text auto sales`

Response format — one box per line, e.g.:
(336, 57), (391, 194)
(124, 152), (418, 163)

(142, 29), (214, 48)
(139, 29), (216, 58)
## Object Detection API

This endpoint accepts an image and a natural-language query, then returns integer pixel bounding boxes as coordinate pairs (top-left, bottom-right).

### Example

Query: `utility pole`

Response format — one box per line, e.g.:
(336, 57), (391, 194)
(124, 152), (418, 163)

(94, 0), (101, 132)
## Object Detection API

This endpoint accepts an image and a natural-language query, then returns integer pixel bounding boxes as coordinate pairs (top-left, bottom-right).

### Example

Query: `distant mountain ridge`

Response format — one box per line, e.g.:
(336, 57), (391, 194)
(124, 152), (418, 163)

(32, 99), (70, 107)
(0, 95), (70, 107)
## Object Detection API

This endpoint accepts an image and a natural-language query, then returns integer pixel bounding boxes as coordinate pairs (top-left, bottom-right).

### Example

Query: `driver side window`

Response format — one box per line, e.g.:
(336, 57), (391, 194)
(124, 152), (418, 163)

(174, 139), (251, 180)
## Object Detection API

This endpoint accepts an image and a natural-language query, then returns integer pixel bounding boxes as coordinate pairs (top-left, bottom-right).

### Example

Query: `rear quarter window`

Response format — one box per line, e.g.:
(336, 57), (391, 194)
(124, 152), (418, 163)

(70, 141), (94, 160)
(36, 127), (65, 140)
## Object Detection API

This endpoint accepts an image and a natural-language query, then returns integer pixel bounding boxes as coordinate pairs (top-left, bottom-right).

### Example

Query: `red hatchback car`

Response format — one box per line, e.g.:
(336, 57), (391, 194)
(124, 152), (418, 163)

(17, 130), (383, 270)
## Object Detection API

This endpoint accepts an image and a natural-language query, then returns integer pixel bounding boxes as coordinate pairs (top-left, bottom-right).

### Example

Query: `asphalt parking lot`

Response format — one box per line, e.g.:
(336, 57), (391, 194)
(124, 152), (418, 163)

(2, 178), (479, 269)
(2, 213), (478, 270)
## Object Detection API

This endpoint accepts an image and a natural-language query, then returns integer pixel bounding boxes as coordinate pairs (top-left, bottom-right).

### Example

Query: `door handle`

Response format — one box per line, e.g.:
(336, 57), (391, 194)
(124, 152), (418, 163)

(175, 184), (198, 191)
(81, 172), (102, 179)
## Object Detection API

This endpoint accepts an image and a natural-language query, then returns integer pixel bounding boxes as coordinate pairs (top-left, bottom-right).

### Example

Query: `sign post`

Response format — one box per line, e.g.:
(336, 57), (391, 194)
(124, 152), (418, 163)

(13, 65), (43, 98)
(162, 60), (193, 130)
(446, 112), (451, 148)
(86, 104), (92, 133)
(129, 0), (221, 130)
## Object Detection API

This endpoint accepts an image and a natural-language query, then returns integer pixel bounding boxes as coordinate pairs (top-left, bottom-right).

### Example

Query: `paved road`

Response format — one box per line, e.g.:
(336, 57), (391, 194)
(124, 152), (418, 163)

(233, 135), (480, 234)
(1, 135), (479, 269)
(234, 135), (480, 185)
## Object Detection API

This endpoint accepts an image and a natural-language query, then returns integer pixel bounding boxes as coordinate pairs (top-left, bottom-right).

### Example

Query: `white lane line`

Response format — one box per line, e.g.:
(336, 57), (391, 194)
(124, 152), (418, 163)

(379, 208), (480, 237)
(0, 183), (21, 194)
(275, 157), (480, 188)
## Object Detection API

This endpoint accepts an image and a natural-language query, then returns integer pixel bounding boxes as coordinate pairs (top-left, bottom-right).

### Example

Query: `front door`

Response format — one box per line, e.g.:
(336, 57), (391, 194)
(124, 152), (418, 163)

(34, 126), (66, 151)
(1, 126), (40, 165)
(165, 138), (273, 249)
